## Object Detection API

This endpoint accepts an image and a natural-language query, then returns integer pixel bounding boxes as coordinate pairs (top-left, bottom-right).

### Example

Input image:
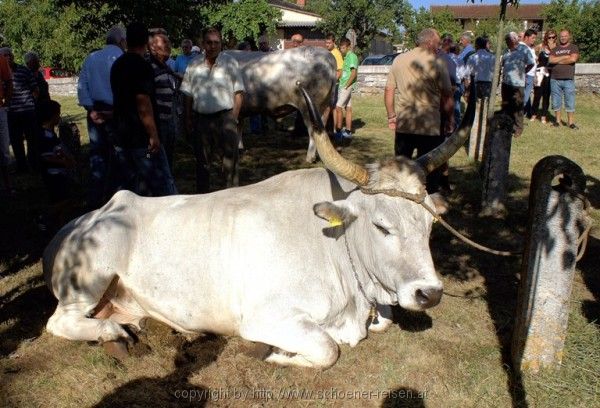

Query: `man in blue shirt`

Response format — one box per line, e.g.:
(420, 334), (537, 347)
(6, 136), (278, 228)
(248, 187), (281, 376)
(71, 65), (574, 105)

(173, 39), (195, 79)
(78, 25), (126, 208)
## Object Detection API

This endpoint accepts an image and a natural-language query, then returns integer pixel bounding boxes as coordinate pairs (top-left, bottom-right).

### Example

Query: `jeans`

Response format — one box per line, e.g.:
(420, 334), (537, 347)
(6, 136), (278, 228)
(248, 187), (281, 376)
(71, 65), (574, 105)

(87, 116), (118, 208)
(158, 119), (177, 172)
(127, 146), (177, 197)
(454, 83), (464, 127)
(523, 75), (535, 116)
(395, 132), (444, 194)
(7, 110), (37, 171)
(550, 79), (575, 112)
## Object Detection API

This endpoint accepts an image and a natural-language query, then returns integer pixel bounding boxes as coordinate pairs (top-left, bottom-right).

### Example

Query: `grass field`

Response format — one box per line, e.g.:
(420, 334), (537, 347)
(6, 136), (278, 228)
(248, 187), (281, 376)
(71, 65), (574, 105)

(0, 93), (599, 407)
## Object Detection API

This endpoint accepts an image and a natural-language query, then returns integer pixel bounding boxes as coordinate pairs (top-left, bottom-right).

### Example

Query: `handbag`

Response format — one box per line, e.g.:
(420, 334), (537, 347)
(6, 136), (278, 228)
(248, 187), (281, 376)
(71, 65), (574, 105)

(534, 67), (548, 87)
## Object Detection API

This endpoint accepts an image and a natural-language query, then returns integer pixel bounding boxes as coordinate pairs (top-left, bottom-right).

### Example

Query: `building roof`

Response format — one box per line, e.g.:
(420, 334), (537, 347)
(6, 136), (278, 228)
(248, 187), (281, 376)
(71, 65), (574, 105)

(430, 4), (545, 20)
(268, 0), (321, 18)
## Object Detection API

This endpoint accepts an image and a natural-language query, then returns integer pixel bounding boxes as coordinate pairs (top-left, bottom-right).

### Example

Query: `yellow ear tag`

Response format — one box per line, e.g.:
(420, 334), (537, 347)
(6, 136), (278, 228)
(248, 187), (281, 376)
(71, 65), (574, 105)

(329, 217), (343, 227)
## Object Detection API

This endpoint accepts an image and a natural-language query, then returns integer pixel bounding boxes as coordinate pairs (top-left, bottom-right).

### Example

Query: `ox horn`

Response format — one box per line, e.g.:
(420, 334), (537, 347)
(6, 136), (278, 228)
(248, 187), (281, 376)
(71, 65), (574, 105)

(415, 81), (477, 174)
(299, 86), (369, 186)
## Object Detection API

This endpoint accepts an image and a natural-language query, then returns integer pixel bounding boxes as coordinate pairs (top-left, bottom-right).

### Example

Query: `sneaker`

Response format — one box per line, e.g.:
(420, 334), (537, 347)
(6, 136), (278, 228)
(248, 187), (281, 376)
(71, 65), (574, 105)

(341, 129), (353, 139)
(334, 130), (344, 143)
(569, 123), (579, 130)
(529, 115), (537, 122)
(541, 117), (547, 124)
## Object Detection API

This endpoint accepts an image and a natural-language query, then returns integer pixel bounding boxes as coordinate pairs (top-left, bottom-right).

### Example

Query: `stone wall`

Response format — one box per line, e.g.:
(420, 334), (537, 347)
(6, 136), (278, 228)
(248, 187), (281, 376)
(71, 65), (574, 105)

(48, 77), (79, 97)
(48, 63), (600, 97)
(356, 63), (600, 96)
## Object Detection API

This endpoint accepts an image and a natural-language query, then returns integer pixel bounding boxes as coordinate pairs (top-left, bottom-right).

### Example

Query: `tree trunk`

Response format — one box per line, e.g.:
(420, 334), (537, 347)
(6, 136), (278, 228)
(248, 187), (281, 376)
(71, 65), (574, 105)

(487, 19), (505, 119)
(479, 112), (513, 217)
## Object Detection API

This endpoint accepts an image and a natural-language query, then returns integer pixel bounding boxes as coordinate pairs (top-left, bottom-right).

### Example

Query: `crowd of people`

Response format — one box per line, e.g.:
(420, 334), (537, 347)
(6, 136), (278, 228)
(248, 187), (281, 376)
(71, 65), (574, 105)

(384, 26), (579, 211)
(0, 22), (579, 229)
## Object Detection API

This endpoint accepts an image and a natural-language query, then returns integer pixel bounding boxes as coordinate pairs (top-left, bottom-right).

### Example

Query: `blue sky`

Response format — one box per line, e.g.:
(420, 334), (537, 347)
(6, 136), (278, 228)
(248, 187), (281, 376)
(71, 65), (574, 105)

(409, 0), (546, 11)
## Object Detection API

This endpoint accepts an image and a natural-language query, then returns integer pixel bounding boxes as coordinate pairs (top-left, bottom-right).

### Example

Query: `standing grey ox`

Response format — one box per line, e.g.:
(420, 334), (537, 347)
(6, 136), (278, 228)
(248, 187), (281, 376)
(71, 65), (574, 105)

(229, 46), (337, 162)
(44, 89), (475, 368)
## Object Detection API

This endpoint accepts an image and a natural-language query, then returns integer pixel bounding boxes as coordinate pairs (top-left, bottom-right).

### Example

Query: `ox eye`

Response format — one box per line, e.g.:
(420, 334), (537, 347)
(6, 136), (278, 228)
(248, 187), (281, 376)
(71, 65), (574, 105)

(374, 223), (390, 236)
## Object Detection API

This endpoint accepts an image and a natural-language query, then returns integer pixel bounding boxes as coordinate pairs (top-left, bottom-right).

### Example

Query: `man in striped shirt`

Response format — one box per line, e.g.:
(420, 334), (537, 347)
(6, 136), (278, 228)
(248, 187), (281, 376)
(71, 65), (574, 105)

(0, 51), (13, 193)
(1, 48), (39, 173)
(148, 32), (180, 171)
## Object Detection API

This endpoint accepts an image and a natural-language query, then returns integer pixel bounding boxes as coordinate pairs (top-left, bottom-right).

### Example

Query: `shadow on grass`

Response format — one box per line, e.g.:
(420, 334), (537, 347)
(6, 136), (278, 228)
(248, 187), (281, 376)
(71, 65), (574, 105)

(93, 334), (227, 408)
(580, 235), (600, 326)
(579, 175), (600, 327)
(0, 285), (56, 356)
(381, 387), (427, 407)
(431, 163), (529, 407)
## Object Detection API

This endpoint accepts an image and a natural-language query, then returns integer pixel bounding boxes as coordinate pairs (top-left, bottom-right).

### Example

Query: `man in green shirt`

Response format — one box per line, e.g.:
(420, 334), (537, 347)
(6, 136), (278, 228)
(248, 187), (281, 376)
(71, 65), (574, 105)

(335, 38), (358, 141)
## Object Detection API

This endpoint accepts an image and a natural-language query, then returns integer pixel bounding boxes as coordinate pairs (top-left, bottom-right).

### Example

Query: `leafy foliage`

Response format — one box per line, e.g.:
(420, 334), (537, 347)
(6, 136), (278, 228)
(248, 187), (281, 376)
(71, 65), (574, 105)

(0, 0), (277, 71)
(402, 6), (463, 47)
(201, 0), (281, 45)
(0, 0), (114, 71)
(542, 0), (600, 62)
(307, 0), (410, 58)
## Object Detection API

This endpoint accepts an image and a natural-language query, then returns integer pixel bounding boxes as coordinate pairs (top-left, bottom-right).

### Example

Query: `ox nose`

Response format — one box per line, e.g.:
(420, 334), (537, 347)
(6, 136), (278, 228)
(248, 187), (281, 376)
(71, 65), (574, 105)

(415, 287), (443, 308)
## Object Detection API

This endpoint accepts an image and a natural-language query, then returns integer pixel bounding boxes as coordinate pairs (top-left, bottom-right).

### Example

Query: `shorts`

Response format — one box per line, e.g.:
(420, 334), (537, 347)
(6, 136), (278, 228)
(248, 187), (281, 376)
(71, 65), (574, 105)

(550, 79), (575, 112)
(336, 87), (352, 109)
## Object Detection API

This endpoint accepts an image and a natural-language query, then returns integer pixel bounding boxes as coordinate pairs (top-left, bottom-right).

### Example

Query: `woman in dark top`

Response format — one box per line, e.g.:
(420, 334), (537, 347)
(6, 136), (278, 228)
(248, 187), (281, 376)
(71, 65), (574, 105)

(531, 29), (557, 124)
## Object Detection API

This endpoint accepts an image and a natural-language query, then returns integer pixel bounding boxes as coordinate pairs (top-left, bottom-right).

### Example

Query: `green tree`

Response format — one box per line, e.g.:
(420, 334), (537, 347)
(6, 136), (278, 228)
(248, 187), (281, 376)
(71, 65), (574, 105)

(542, 0), (600, 63)
(308, 0), (409, 58)
(403, 6), (463, 46)
(201, 0), (281, 45)
(0, 0), (114, 71)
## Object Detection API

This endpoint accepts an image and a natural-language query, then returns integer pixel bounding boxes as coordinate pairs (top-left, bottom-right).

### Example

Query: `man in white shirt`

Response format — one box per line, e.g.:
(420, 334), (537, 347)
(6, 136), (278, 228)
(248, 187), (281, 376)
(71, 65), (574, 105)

(78, 25), (126, 208)
(181, 27), (244, 192)
(521, 29), (538, 117)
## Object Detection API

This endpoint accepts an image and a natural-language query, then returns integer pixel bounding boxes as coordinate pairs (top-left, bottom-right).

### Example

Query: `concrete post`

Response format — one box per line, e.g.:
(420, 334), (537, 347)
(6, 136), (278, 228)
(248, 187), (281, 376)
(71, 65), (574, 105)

(479, 112), (513, 218)
(512, 155), (588, 373)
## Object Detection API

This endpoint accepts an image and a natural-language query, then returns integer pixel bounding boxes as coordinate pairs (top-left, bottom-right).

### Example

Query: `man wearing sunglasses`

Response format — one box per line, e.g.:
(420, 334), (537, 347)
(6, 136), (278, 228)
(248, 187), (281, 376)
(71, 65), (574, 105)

(549, 30), (579, 129)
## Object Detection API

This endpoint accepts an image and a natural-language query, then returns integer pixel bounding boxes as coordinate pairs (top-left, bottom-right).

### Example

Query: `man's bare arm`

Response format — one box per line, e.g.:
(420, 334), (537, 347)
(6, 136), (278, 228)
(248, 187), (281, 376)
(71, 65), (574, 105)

(232, 91), (243, 121)
(136, 94), (160, 154)
(549, 53), (579, 65)
(384, 86), (396, 130)
(345, 68), (357, 89)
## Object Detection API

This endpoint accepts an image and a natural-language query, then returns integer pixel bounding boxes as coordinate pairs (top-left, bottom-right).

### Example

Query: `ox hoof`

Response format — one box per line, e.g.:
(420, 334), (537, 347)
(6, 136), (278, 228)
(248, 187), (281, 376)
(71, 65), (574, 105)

(102, 340), (130, 361)
(242, 342), (273, 360)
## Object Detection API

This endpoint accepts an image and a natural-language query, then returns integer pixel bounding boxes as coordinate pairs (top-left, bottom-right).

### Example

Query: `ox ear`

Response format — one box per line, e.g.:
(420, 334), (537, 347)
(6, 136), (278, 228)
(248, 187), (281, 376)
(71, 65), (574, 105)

(313, 201), (357, 227)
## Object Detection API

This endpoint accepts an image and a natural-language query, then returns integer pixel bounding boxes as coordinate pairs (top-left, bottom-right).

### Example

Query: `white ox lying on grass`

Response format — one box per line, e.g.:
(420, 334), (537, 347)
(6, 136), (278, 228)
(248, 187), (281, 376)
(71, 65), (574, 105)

(44, 88), (475, 368)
